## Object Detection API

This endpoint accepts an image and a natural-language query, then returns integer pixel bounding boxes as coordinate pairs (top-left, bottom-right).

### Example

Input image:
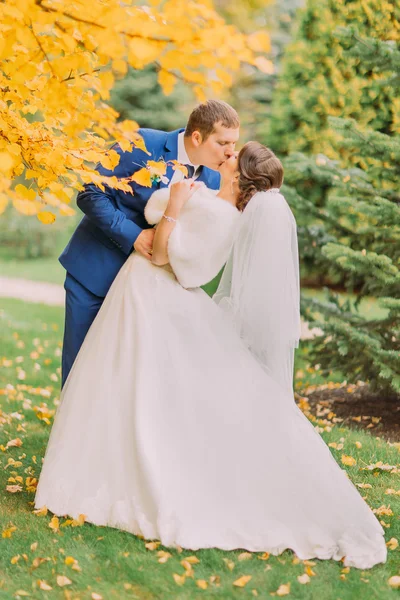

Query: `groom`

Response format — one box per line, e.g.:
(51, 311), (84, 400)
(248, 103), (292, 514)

(60, 99), (240, 386)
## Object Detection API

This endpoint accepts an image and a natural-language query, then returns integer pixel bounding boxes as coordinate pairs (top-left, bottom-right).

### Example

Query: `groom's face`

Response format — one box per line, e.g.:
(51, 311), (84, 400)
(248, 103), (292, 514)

(193, 122), (240, 170)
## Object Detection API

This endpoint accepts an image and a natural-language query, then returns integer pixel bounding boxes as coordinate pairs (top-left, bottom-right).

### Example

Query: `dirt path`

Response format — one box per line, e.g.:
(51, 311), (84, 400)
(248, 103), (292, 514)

(0, 276), (322, 339)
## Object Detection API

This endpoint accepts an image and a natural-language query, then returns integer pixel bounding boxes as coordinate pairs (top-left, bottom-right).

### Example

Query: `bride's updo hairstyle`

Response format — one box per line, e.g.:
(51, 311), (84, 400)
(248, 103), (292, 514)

(237, 141), (284, 212)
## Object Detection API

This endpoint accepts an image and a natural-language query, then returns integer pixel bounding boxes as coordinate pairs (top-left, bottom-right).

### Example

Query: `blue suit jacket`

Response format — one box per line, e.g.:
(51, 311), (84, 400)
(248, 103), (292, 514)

(60, 128), (221, 297)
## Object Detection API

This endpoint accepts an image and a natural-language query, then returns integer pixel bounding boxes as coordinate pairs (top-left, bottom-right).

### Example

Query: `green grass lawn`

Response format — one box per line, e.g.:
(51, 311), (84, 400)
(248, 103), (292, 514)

(0, 298), (400, 599)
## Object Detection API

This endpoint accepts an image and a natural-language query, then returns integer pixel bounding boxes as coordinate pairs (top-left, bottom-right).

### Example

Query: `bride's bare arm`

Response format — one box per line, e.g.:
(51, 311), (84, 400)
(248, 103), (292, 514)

(151, 180), (202, 266)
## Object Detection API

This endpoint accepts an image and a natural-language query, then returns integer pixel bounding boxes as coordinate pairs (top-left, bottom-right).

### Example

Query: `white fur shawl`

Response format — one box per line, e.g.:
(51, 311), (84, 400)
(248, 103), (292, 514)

(145, 186), (241, 289)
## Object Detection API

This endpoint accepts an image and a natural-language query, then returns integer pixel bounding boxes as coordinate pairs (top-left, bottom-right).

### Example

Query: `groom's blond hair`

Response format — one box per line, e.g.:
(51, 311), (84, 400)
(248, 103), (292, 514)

(185, 100), (239, 141)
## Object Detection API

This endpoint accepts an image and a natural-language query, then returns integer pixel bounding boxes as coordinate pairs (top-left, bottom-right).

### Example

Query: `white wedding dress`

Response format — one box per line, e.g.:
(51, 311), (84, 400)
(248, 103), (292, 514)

(35, 186), (387, 569)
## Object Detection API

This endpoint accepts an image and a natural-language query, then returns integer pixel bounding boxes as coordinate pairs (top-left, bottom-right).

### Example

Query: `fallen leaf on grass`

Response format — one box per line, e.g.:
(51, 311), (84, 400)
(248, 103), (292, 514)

(33, 506), (48, 517)
(2, 525), (17, 538)
(180, 560), (194, 577)
(373, 505), (393, 516)
(386, 538), (398, 550)
(56, 575), (72, 587)
(6, 485), (23, 493)
(271, 583), (290, 596)
(145, 541), (160, 551)
(258, 552), (270, 561)
(185, 555), (200, 564)
(38, 580), (52, 591)
(233, 575), (252, 587)
(238, 552), (253, 561)
(297, 574), (310, 584)
(49, 516), (60, 533)
(6, 438), (23, 448)
(11, 555), (20, 564)
(196, 580), (208, 589)
(388, 576), (400, 589)
(385, 489), (400, 496)
(173, 573), (186, 586)
(91, 594), (103, 600)
(341, 455), (356, 467)
(356, 483), (372, 489)
(223, 558), (235, 571)
(157, 550), (172, 563)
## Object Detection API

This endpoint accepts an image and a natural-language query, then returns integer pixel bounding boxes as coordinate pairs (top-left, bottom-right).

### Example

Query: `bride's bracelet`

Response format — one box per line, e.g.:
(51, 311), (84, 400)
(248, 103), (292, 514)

(163, 213), (177, 223)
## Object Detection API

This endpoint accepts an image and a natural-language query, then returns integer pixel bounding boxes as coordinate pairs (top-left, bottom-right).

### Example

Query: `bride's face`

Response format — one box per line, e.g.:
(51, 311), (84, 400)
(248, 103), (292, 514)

(218, 153), (239, 183)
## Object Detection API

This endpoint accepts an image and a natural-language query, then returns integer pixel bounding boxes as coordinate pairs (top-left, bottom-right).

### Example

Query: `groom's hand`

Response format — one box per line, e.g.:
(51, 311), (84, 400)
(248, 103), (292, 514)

(133, 228), (155, 261)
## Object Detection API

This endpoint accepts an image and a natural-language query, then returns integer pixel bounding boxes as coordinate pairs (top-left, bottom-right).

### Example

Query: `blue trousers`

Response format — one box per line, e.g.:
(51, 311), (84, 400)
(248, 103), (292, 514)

(61, 273), (104, 388)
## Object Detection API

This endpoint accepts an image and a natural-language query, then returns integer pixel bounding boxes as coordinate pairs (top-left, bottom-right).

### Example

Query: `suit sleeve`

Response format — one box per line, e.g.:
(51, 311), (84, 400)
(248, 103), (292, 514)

(76, 137), (150, 255)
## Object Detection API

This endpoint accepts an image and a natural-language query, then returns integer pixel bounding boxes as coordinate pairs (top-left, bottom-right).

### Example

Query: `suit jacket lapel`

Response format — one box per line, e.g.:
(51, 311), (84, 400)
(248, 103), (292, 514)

(159, 128), (184, 189)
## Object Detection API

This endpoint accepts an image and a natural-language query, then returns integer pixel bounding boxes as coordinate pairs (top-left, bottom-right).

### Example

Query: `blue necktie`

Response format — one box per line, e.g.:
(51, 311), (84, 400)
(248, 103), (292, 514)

(184, 164), (195, 179)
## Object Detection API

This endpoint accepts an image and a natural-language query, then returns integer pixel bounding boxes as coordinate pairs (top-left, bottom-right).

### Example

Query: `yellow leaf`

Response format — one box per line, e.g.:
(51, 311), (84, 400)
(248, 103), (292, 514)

(173, 573), (186, 586)
(184, 556), (200, 564)
(254, 56), (274, 74)
(65, 556), (76, 566)
(37, 212), (56, 225)
(0, 151), (15, 171)
(38, 580), (52, 591)
(56, 575), (72, 587)
(223, 558), (235, 571)
(6, 438), (23, 448)
(30, 542), (38, 551)
(33, 506), (47, 517)
(238, 552), (252, 561)
(258, 552), (270, 560)
(233, 575), (252, 587)
(158, 70), (177, 95)
(145, 541), (160, 551)
(132, 167), (152, 187)
(11, 555), (20, 564)
(71, 514), (86, 526)
(91, 594), (103, 600)
(15, 184), (36, 201)
(171, 161), (189, 177)
(297, 574), (310, 584)
(14, 591), (30, 597)
(341, 455), (356, 467)
(13, 198), (39, 216)
(276, 583), (291, 596)
(147, 160), (167, 176)
(389, 576), (400, 588)
(196, 579), (208, 589)
(386, 538), (399, 550)
(49, 516), (60, 532)
(305, 566), (316, 576)
(99, 150), (120, 171)
(248, 31), (271, 53)
(157, 550), (172, 563)
(2, 525), (17, 538)
(112, 59), (128, 75)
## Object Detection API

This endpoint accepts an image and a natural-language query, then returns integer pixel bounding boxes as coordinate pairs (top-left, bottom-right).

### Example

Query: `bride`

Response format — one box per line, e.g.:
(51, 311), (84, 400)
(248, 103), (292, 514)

(34, 142), (387, 569)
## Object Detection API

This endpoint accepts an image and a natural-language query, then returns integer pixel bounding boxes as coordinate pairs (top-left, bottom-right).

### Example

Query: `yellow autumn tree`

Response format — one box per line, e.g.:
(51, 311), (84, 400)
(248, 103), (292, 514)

(0, 0), (271, 223)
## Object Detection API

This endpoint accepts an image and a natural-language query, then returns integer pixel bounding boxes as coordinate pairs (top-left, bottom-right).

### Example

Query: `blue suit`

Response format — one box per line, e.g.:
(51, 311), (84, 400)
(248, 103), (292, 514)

(59, 127), (221, 386)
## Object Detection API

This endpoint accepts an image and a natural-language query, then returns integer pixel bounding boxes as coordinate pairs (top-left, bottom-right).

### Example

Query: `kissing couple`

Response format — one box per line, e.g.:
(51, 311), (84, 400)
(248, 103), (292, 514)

(35, 100), (387, 569)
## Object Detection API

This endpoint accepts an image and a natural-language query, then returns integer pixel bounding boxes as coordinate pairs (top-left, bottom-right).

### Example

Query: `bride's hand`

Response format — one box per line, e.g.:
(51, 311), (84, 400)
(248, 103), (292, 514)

(167, 179), (204, 213)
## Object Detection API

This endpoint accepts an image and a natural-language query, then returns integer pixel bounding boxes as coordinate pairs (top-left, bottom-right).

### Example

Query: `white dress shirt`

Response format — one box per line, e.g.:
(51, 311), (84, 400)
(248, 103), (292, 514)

(169, 131), (201, 186)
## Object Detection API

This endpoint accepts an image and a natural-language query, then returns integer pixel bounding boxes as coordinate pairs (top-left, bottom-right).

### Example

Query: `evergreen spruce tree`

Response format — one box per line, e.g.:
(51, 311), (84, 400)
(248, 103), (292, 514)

(110, 66), (192, 131)
(268, 0), (400, 160)
(298, 30), (400, 395)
